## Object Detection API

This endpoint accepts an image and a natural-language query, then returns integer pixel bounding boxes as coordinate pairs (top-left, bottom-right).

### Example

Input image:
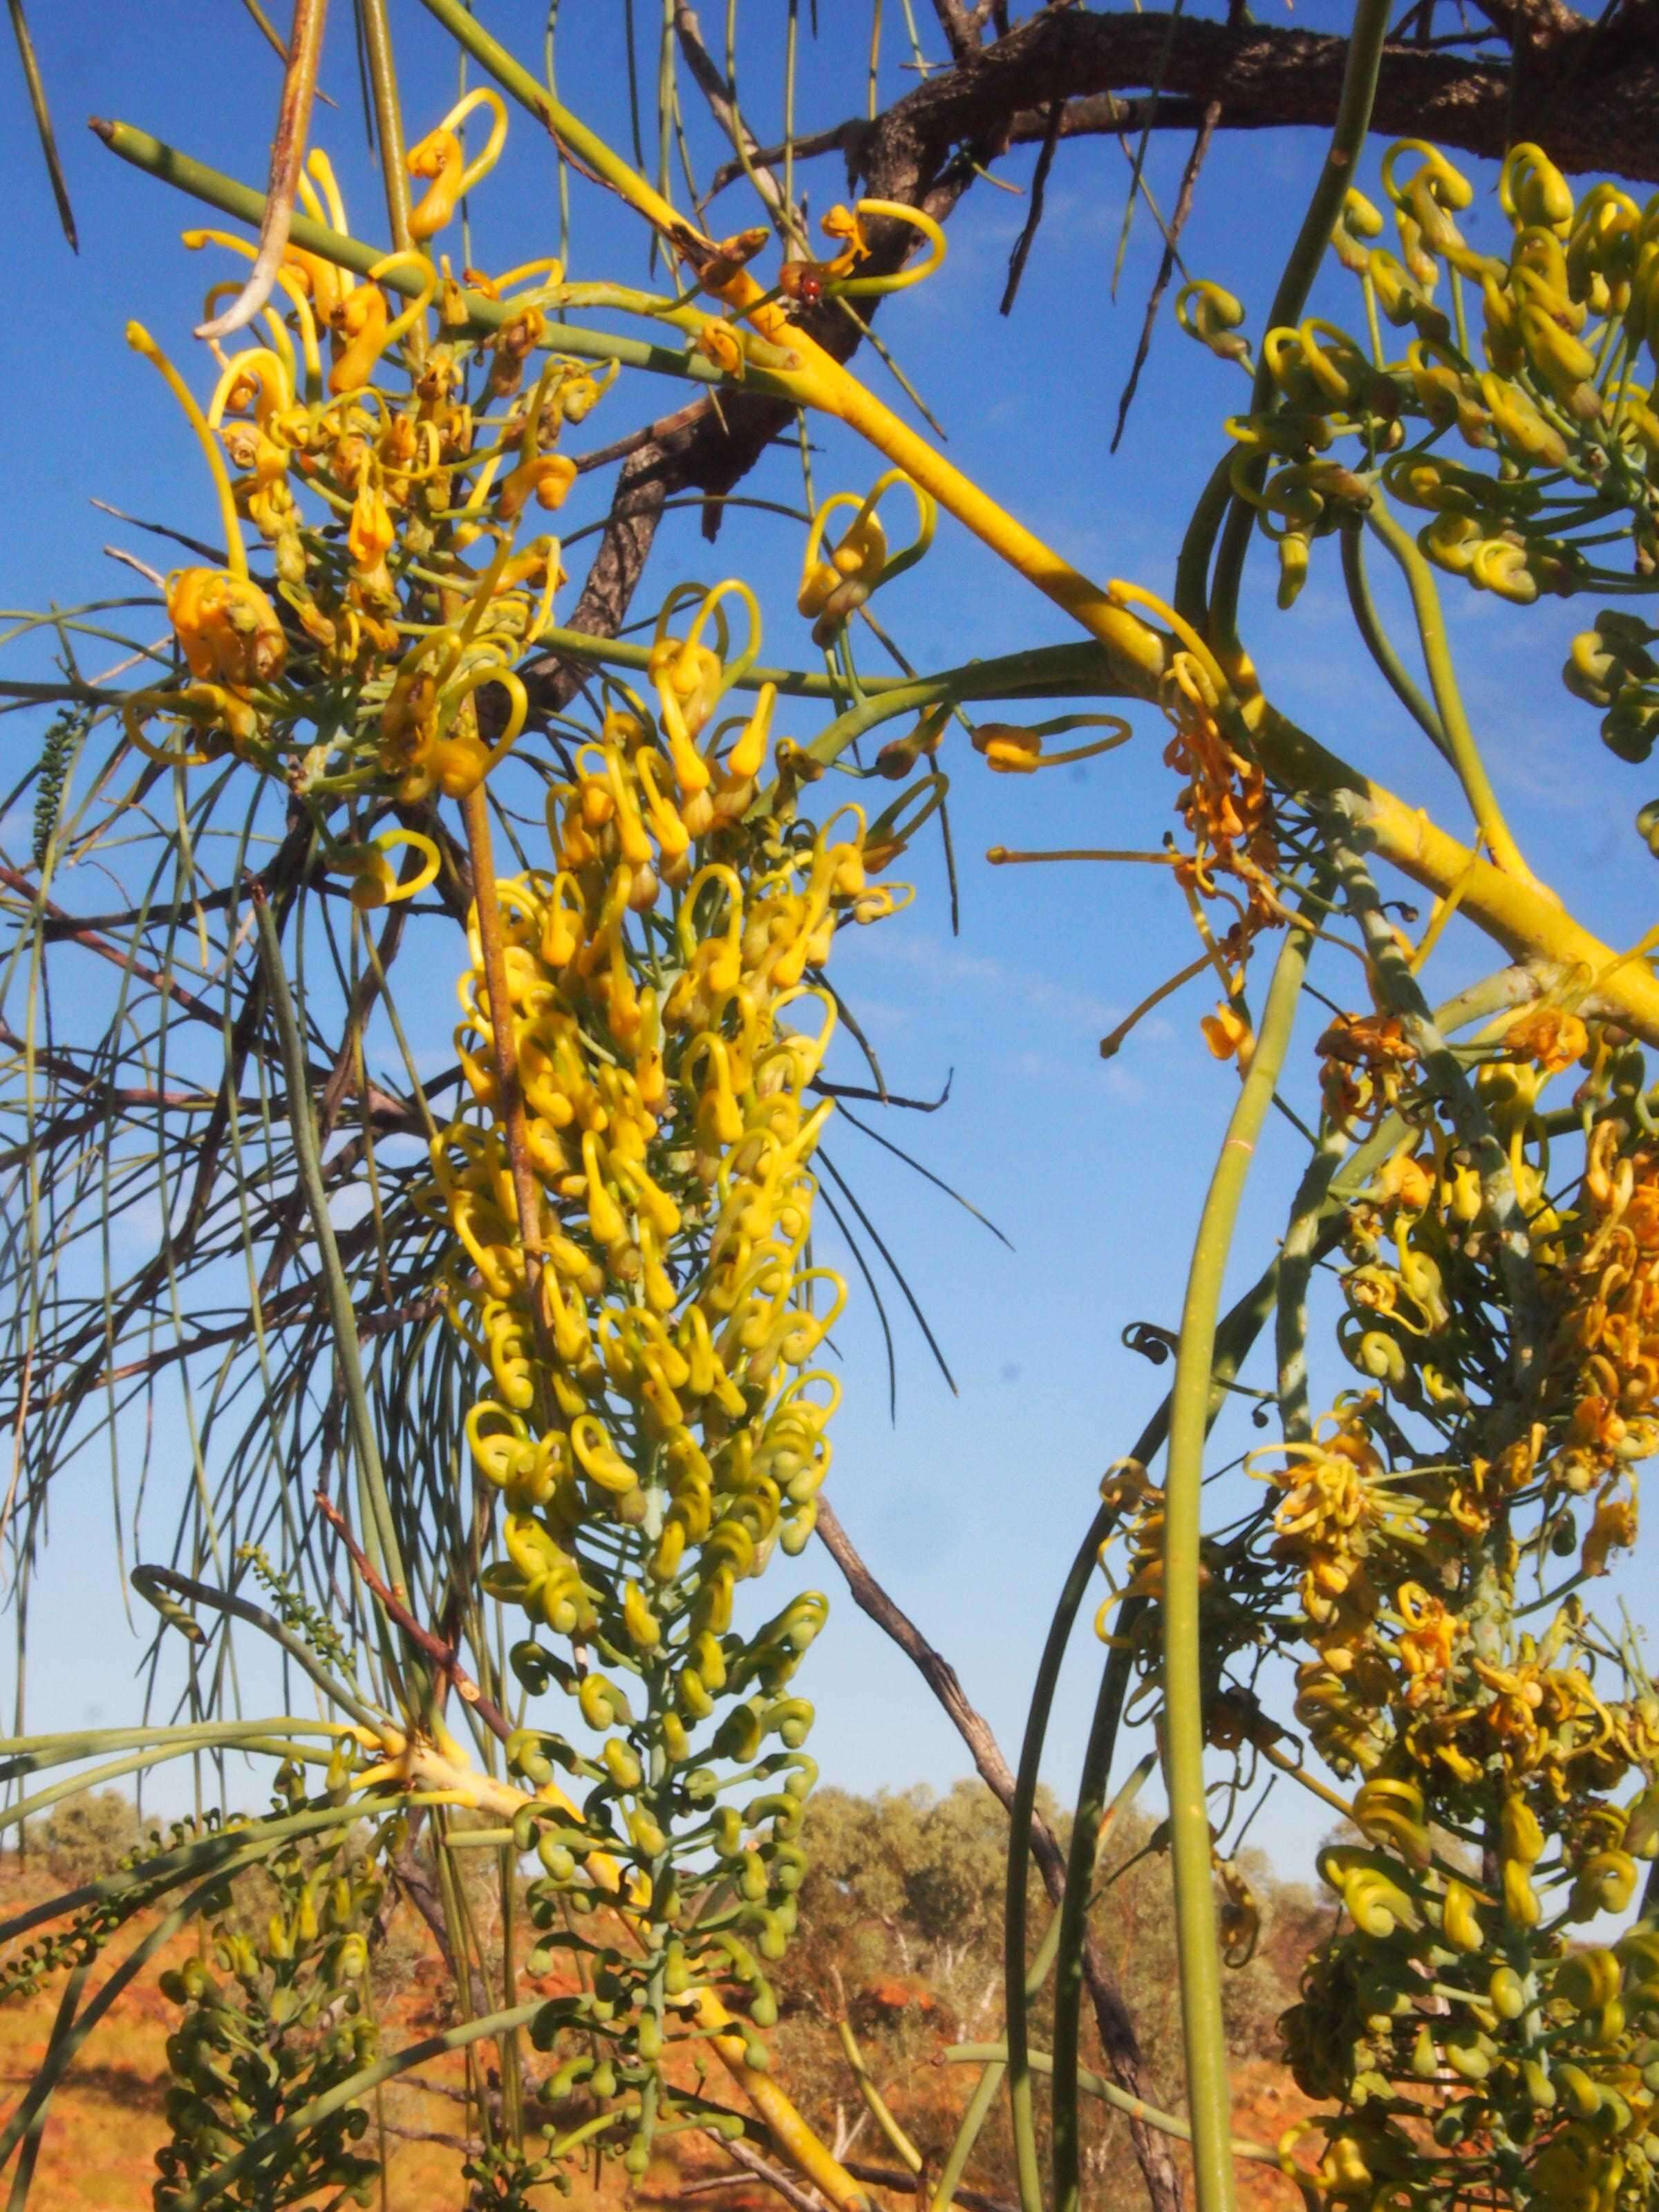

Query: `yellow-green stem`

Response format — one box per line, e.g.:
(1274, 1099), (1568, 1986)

(1364, 496), (1535, 882)
(357, 0), (417, 256)
(1161, 887), (1323, 2212)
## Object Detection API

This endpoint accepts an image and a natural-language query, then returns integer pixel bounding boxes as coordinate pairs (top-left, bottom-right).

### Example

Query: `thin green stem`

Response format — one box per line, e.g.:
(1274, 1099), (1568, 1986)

(1175, 452), (1237, 631)
(950, 2045), (1277, 2167)
(930, 2059), (1004, 2212)
(253, 897), (406, 1600)
(1161, 888), (1324, 2212)
(131, 1565), (386, 1735)
(1323, 819), (1548, 1389)
(1363, 498), (1533, 879)
(1338, 515), (1451, 762)
(1275, 1116), (1351, 1445)
(414, 0), (682, 236)
(1050, 1629), (1138, 2212)
(90, 121), (734, 389)
(533, 624), (1112, 706)
(1208, 0), (1391, 647)
(357, 0), (416, 256)
(1000, 1260), (1283, 2212)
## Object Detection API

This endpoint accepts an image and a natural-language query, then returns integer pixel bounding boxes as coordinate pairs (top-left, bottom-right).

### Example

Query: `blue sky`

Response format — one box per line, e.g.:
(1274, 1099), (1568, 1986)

(3, 1), (1657, 1880)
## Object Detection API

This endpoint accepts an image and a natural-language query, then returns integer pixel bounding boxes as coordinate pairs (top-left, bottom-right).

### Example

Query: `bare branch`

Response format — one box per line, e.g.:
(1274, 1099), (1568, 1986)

(1111, 98), (1221, 452)
(196, 0), (328, 338)
(814, 1500), (1186, 2212)
(673, 2), (788, 223)
(712, 2133), (826, 2212)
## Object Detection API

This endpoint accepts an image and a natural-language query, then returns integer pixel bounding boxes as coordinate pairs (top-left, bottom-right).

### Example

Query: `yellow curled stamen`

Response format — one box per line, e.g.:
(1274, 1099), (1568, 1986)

(408, 87), (509, 240)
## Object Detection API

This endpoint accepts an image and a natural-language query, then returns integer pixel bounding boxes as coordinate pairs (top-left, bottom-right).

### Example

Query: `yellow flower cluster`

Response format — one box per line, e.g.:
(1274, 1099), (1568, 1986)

(1547, 1120), (1659, 1509)
(424, 581), (907, 2129)
(1262, 1009), (1659, 2207)
(127, 132), (602, 897)
(1182, 139), (1659, 626)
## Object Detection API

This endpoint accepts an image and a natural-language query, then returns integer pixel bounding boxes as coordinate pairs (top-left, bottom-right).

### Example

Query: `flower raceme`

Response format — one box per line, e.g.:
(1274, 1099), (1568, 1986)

(1179, 138), (1659, 635)
(420, 583), (908, 2170)
(104, 104), (938, 2194)
(1257, 1011), (1659, 2210)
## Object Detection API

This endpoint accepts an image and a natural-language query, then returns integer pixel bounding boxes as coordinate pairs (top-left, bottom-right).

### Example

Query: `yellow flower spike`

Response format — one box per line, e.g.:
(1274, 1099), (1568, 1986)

(1407, 336), (1491, 445)
(167, 568), (288, 693)
(682, 576), (762, 706)
(206, 344), (294, 433)
(826, 198), (945, 297)
(577, 1128), (626, 1248)
(576, 742), (650, 870)
(1352, 1776), (1433, 1868)
(621, 1580), (662, 1651)
(1381, 139), (1474, 253)
(1259, 327), (1329, 415)
(437, 662), (528, 789)
(1368, 247), (1447, 335)
(715, 680), (776, 784)
(768, 986), (839, 1086)
(1582, 1488), (1638, 1575)
(575, 1671), (632, 1733)
(407, 86), (510, 240)
(1441, 1875), (1485, 1953)
(633, 747), (693, 862)
(677, 861), (746, 986)
(485, 261), (567, 308)
(536, 870), (587, 969)
(1109, 577), (1235, 707)
(570, 1413), (637, 1499)
(972, 712), (1134, 779)
(295, 143), (350, 236)
(1470, 537), (1541, 606)
(538, 1269), (594, 1374)
(337, 830), (442, 912)
(1501, 141), (1575, 235)
(1295, 318), (1377, 410)
(553, 357), (618, 425)
(1520, 304), (1602, 416)
(1489, 1964), (1528, 2021)
(650, 674), (718, 799)
(346, 474), (395, 574)
(1557, 1949), (1623, 2016)
(694, 317), (747, 381)
(687, 1033), (747, 1148)
(328, 252), (437, 395)
(1330, 188), (1385, 274)
(122, 693), (222, 771)
(1571, 1850), (1639, 1920)
(1501, 1793), (1546, 1868)
(1175, 279), (1253, 367)
(497, 451), (577, 520)
(328, 285), (389, 396)
(1318, 2137), (1374, 2195)
(797, 474), (933, 645)
(182, 233), (324, 395)
(818, 203), (869, 275)
(796, 490), (866, 617)
(1503, 1853), (1543, 1927)
(465, 1402), (537, 1489)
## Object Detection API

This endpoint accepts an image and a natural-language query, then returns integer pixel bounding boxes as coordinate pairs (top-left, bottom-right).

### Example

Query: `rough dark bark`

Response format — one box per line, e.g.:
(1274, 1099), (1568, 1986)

(861, 6), (1659, 187)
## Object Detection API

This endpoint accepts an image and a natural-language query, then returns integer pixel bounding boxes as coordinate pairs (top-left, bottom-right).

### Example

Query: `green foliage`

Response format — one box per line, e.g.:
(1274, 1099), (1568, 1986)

(153, 1783), (387, 2212)
(41, 1791), (142, 1889)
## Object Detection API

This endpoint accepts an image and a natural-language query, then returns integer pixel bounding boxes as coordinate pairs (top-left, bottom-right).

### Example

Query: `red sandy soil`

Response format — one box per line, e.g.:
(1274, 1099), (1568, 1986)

(0, 1867), (1322, 2209)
